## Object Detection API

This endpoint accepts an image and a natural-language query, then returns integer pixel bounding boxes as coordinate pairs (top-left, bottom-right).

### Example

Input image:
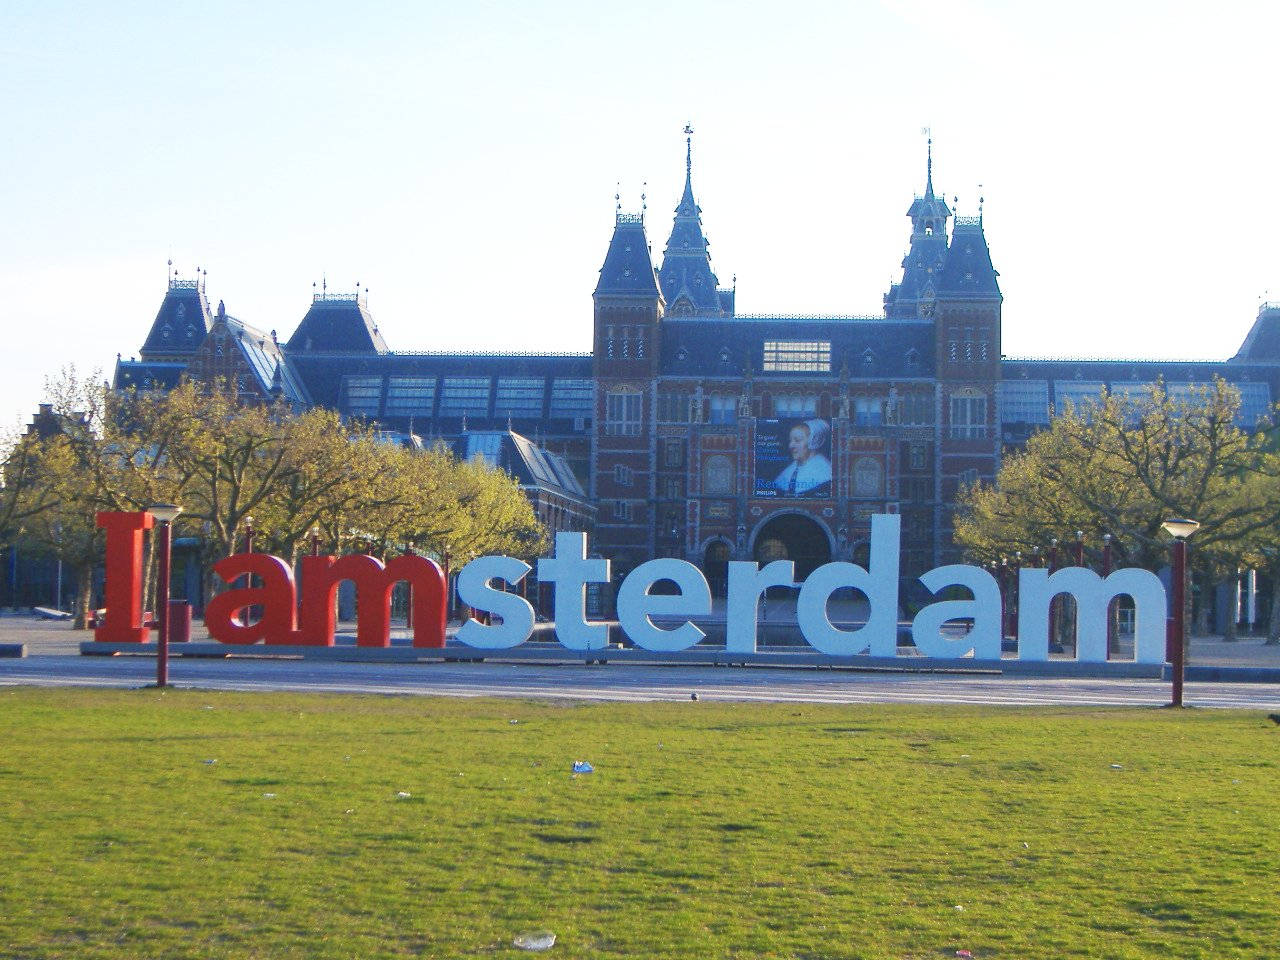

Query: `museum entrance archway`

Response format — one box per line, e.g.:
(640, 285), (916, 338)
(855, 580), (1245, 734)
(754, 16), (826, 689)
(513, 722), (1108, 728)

(703, 541), (730, 598)
(752, 513), (832, 584)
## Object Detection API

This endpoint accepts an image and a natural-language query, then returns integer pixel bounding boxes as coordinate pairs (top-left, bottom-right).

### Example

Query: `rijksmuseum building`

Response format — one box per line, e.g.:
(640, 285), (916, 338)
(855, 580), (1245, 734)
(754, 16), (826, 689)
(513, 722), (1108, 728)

(116, 138), (1280, 595)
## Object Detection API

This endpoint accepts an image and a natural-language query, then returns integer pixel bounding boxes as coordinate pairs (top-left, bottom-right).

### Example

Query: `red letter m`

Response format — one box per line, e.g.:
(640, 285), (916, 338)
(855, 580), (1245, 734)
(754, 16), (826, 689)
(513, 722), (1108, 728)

(298, 554), (446, 648)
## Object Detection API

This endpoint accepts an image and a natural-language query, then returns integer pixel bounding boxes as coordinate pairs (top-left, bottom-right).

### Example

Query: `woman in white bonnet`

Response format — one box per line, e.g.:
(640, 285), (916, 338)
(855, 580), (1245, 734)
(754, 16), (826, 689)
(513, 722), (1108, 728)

(774, 418), (832, 496)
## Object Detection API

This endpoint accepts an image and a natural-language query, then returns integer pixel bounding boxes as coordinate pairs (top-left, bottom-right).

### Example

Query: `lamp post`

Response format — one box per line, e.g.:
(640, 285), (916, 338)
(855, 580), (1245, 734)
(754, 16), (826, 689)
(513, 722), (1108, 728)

(309, 525), (321, 557)
(149, 504), (182, 687)
(1102, 533), (1114, 658)
(1161, 517), (1200, 707)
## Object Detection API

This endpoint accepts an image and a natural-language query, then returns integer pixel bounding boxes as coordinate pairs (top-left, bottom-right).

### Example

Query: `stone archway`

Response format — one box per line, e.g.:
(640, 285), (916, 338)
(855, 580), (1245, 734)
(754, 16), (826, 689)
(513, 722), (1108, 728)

(703, 540), (730, 598)
(751, 512), (833, 582)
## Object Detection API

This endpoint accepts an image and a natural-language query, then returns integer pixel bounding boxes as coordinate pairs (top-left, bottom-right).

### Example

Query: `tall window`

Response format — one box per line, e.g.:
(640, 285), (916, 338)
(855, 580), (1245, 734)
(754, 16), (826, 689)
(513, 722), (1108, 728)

(708, 395), (737, 425)
(950, 392), (988, 440)
(440, 377), (490, 416)
(997, 380), (1049, 426)
(657, 393), (692, 422)
(385, 377), (435, 416)
(605, 389), (642, 436)
(344, 376), (382, 417)
(550, 379), (592, 418)
(763, 340), (831, 372)
(494, 378), (545, 418)
(1053, 381), (1107, 415)
(1236, 382), (1272, 426)
(899, 392), (934, 425)
(703, 454), (734, 496)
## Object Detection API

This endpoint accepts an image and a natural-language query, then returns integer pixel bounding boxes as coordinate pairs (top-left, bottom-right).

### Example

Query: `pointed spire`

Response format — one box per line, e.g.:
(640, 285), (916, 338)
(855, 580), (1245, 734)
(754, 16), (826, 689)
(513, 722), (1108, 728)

(925, 133), (934, 199)
(660, 123), (724, 315)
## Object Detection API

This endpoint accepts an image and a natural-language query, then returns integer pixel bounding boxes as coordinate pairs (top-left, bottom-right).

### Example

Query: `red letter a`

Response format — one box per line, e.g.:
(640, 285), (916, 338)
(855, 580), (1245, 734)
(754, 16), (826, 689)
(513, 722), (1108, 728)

(205, 553), (298, 645)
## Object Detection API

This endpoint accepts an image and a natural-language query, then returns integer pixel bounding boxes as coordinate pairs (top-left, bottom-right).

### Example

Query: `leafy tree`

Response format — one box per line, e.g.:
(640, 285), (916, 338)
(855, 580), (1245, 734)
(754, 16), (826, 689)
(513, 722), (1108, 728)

(955, 379), (1280, 639)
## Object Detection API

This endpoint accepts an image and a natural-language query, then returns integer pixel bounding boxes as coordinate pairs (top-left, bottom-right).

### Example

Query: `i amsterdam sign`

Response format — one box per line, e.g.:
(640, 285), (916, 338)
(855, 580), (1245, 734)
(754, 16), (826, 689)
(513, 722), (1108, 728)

(92, 511), (1169, 665)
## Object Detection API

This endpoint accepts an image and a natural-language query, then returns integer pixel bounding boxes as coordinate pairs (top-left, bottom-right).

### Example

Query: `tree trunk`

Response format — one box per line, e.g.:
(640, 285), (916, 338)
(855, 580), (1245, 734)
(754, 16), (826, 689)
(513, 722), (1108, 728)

(1268, 587), (1280, 645)
(73, 564), (93, 630)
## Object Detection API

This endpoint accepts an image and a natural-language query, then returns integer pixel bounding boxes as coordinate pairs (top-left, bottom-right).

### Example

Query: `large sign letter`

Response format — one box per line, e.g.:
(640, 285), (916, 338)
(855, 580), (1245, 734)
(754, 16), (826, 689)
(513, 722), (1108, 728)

(1017, 567), (1166, 663)
(616, 558), (711, 652)
(297, 554), (446, 648)
(537, 532), (610, 650)
(456, 555), (535, 649)
(724, 560), (794, 654)
(95, 511), (154, 643)
(911, 565), (1002, 660)
(796, 514), (900, 656)
(205, 553), (298, 645)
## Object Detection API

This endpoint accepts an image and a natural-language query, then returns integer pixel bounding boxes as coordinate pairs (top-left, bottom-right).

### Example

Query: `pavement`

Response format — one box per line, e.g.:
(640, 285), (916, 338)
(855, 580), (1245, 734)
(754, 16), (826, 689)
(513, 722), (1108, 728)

(3, 613), (1280, 710)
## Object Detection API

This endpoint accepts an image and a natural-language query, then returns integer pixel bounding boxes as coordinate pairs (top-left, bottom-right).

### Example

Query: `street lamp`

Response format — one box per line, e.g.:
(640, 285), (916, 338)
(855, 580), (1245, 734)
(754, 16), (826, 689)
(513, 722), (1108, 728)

(1161, 517), (1200, 707)
(149, 503), (182, 688)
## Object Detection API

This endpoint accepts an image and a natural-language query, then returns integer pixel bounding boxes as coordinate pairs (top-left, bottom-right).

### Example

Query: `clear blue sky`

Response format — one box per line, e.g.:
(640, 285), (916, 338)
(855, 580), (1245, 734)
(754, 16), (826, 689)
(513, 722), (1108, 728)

(1, 1), (1276, 429)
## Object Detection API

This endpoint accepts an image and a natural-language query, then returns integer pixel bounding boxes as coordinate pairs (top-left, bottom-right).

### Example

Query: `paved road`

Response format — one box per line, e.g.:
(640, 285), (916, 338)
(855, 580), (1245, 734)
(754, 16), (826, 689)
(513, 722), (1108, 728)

(4, 652), (1280, 710)
(4, 617), (1280, 709)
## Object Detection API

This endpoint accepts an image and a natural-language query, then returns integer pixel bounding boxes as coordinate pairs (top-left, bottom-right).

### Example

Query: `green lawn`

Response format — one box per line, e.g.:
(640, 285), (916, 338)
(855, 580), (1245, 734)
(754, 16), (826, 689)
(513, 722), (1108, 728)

(0, 688), (1275, 959)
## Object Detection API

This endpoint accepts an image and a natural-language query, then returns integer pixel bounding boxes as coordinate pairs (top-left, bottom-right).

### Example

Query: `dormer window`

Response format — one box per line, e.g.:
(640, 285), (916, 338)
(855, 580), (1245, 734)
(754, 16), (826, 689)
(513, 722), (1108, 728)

(924, 224), (934, 236)
(905, 348), (920, 368)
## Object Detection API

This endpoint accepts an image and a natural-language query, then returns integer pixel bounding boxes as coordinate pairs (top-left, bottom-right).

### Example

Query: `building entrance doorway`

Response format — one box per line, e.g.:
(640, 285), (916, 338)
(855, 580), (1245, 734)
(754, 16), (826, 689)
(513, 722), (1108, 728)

(703, 541), (730, 597)
(752, 513), (832, 582)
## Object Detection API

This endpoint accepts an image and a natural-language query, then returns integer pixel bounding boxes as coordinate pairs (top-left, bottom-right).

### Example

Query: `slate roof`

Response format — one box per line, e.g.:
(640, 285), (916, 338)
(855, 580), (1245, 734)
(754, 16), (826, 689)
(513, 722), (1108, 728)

(285, 294), (389, 354)
(594, 214), (662, 298)
(139, 282), (212, 359)
(114, 359), (187, 392)
(659, 316), (936, 379)
(1231, 304), (1280, 362)
(453, 430), (588, 499)
(938, 219), (1001, 299)
(219, 314), (310, 405)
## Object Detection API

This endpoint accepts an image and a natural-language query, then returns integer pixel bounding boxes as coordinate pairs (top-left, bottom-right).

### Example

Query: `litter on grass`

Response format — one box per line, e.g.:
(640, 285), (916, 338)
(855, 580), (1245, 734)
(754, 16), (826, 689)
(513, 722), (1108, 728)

(572, 761), (594, 774)
(396, 791), (412, 799)
(513, 931), (556, 951)
(202, 759), (217, 764)
(262, 793), (276, 799)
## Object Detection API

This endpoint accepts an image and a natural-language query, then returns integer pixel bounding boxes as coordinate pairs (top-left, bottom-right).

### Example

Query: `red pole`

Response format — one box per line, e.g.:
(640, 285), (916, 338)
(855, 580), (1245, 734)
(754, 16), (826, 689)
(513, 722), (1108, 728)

(404, 542), (415, 630)
(1171, 538), (1187, 707)
(1102, 534), (1113, 659)
(443, 550), (451, 623)
(156, 519), (172, 688)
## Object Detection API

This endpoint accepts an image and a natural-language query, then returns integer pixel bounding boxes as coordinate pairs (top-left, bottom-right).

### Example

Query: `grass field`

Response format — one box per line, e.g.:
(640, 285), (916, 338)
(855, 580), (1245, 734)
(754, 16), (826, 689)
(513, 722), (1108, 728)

(0, 688), (1276, 959)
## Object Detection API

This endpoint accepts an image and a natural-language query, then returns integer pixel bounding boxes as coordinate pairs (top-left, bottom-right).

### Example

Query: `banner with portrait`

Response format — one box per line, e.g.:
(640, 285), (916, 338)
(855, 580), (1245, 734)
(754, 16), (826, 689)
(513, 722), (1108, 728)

(754, 418), (832, 499)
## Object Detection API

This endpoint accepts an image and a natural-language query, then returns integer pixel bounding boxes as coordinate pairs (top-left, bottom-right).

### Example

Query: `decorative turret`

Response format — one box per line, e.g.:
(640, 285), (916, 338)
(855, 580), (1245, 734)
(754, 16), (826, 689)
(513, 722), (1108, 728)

(285, 287), (388, 354)
(938, 202), (1001, 301)
(139, 268), (213, 361)
(658, 127), (727, 317)
(594, 211), (661, 299)
(885, 137), (952, 319)
(1231, 302), (1280, 362)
